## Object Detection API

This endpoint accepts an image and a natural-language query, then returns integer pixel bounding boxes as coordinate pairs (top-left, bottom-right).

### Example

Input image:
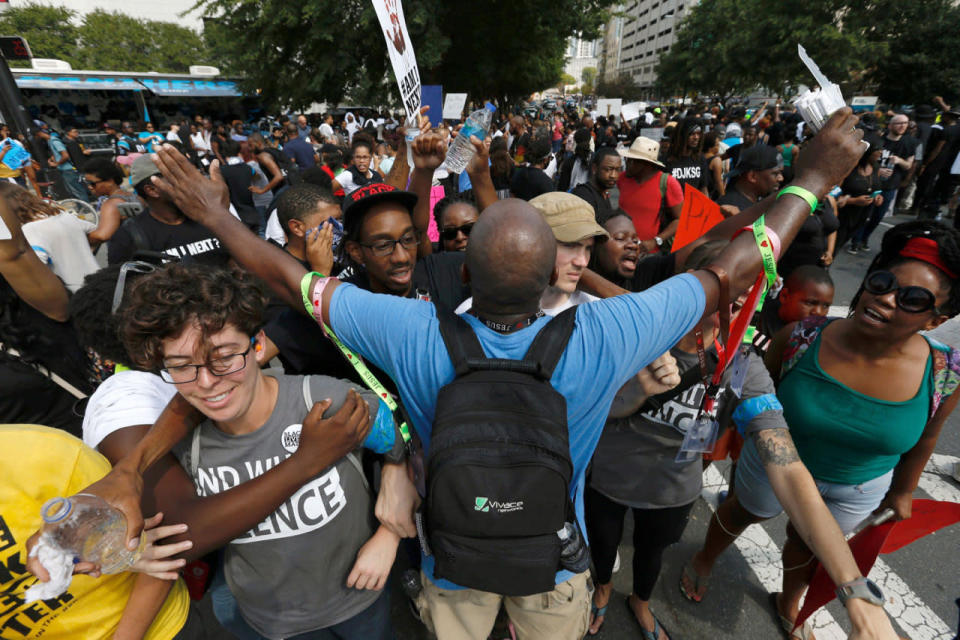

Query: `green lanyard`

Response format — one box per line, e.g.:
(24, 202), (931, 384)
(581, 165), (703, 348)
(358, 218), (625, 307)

(744, 216), (779, 343)
(300, 272), (412, 447)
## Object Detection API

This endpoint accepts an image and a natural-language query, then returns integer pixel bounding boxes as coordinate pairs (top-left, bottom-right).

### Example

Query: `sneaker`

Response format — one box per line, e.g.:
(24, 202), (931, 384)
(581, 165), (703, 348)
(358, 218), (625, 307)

(846, 245), (859, 255)
(862, 242), (870, 251)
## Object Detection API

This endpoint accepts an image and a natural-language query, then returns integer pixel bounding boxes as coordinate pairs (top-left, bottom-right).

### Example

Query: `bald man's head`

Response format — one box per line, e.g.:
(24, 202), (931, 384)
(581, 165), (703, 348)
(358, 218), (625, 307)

(466, 199), (557, 314)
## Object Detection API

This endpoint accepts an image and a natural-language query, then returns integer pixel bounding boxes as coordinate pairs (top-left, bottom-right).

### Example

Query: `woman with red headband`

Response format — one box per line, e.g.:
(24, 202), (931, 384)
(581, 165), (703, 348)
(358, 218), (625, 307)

(681, 220), (960, 640)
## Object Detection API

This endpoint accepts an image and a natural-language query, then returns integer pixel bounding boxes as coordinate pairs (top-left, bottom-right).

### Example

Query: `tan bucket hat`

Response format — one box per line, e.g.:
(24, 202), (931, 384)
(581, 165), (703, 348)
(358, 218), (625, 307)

(619, 136), (665, 168)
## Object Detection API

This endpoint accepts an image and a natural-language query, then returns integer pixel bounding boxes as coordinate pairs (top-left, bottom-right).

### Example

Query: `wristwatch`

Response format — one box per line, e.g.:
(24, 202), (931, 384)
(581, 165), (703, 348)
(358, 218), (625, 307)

(836, 577), (885, 606)
(654, 236), (664, 247)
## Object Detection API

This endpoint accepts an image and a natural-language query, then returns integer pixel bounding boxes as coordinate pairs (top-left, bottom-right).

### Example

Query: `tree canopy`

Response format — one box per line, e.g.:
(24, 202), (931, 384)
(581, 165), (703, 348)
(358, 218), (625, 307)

(0, 2), (212, 72)
(655, 0), (960, 105)
(197, 0), (616, 109)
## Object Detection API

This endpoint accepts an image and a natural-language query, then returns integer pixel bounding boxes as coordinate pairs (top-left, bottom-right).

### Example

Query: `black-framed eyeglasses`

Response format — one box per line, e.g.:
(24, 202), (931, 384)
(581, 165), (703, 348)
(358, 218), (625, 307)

(159, 338), (255, 384)
(863, 270), (941, 314)
(359, 231), (420, 257)
(85, 178), (107, 187)
(441, 223), (474, 241)
(112, 261), (157, 314)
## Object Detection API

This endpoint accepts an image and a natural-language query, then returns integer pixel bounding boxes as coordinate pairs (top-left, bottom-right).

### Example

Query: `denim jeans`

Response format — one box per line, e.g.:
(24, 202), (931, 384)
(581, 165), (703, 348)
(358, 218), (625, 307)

(852, 188), (897, 247)
(58, 167), (90, 202)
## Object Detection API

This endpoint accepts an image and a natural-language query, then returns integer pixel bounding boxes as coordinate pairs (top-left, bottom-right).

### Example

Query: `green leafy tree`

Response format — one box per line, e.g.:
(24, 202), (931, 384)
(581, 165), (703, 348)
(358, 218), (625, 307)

(0, 2), (78, 67)
(75, 10), (210, 73)
(596, 72), (643, 101)
(581, 66), (597, 95)
(197, 0), (616, 109)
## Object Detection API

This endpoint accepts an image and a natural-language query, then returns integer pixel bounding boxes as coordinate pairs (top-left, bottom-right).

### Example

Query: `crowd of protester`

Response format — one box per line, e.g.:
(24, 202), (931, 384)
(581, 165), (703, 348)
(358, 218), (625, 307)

(1, 94), (959, 640)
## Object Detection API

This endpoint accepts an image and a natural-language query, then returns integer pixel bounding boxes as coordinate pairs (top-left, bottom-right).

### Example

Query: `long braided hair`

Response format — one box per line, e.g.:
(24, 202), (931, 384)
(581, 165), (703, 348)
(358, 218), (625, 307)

(849, 220), (960, 318)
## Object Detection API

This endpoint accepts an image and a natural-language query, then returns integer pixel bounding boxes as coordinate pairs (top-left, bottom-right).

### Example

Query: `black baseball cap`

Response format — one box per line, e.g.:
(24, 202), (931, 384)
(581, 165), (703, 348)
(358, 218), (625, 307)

(728, 144), (781, 178)
(342, 182), (418, 227)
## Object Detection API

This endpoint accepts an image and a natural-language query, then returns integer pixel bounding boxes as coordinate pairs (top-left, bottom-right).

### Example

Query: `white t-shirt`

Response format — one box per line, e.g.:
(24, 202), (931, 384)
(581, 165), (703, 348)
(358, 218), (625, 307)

(333, 170), (375, 195)
(318, 123), (335, 140)
(22, 214), (99, 293)
(82, 370), (176, 449)
(265, 208), (285, 245)
(454, 290), (599, 317)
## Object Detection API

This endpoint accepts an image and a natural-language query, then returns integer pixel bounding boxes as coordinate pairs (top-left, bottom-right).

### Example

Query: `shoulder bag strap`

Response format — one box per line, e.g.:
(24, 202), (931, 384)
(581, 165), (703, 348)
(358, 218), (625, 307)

(301, 375), (368, 491)
(437, 310), (488, 377)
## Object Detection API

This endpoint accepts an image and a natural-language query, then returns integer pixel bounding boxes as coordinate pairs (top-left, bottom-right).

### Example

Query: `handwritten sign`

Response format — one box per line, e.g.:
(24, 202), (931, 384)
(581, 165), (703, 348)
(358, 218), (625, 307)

(373, 0), (421, 122)
(443, 93), (468, 120)
(672, 184), (725, 252)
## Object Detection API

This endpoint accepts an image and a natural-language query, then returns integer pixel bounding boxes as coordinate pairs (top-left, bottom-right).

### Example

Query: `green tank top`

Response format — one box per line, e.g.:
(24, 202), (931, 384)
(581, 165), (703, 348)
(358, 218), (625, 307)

(780, 143), (794, 167)
(778, 330), (932, 485)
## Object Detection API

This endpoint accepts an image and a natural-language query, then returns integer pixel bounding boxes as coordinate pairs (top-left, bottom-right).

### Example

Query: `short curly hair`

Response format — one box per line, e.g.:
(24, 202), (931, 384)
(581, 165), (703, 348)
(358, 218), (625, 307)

(121, 264), (266, 370)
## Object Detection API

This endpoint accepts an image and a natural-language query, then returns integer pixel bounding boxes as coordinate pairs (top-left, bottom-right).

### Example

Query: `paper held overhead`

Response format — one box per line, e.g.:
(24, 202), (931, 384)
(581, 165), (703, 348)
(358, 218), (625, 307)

(792, 44), (845, 133)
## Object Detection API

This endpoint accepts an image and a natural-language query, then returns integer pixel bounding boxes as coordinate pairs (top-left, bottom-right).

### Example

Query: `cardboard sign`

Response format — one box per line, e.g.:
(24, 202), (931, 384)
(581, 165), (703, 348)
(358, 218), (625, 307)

(672, 184), (725, 252)
(443, 93), (468, 120)
(373, 0), (421, 121)
(422, 84), (443, 127)
(597, 98), (622, 118)
(620, 101), (645, 122)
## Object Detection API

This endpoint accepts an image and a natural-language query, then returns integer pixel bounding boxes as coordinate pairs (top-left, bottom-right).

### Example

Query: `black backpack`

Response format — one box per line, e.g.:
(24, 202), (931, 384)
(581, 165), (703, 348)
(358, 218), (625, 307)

(426, 307), (578, 596)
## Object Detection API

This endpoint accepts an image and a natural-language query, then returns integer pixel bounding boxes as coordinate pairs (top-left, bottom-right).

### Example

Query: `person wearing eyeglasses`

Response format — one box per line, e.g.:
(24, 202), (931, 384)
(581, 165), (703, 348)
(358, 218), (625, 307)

(682, 219), (960, 638)
(113, 263), (405, 640)
(83, 157), (142, 250)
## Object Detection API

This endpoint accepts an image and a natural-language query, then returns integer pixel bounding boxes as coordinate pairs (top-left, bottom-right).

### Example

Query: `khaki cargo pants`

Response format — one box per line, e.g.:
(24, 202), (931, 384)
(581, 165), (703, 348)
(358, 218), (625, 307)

(415, 571), (593, 640)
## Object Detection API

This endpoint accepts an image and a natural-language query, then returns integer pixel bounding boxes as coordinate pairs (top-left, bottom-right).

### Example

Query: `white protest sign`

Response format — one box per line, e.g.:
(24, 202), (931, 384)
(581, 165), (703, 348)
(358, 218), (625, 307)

(443, 93), (468, 120)
(620, 101), (645, 122)
(597, 98), (622, 118)
(0, 216), (10, 241)
(373, 0), (421, 121)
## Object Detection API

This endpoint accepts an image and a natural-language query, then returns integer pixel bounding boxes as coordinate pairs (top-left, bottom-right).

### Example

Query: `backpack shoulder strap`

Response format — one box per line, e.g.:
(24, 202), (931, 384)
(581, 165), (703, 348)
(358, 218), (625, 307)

(301, 375), (368, 490)
(780, 315), (831, 379)
(523, 306), (578, 381)
(659, 171), (668, 197)
(437, 310), (488, 377)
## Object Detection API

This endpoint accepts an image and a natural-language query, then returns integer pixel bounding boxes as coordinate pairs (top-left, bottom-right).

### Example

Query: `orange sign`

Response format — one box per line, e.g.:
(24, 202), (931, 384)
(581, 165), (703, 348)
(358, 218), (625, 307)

(671, 184), (724, 252)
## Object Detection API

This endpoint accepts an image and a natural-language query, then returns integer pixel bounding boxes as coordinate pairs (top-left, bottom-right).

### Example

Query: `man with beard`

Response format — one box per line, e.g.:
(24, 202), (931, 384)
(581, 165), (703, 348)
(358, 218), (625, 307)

(107, 155), (230, 266)
(571, 147), (622, 221)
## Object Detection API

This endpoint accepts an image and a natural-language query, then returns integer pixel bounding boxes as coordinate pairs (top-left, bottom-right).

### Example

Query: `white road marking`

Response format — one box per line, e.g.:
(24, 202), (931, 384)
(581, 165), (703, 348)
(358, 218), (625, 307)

(700, 465), (956, 639)
(700, 466), (847, 638)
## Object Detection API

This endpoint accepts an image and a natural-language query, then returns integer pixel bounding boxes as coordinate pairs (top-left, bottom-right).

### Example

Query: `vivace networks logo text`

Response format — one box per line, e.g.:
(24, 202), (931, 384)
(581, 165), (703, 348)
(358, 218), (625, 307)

(474, 496), (524, 514)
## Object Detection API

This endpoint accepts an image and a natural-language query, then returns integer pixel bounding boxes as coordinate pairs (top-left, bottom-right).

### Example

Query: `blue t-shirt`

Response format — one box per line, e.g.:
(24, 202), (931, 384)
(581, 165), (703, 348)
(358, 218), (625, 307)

(47, 135), (74, 171)
(283, 137), (316, 169)
(329, 273), (706, 589)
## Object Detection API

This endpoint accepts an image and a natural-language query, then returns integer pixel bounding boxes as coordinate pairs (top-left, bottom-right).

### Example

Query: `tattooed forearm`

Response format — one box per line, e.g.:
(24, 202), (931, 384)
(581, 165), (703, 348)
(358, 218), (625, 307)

(755, 428), (801, 466)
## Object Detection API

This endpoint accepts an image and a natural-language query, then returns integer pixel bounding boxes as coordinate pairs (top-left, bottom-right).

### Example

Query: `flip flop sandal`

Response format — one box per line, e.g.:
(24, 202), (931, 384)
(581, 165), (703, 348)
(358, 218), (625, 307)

(679, 561), (709, 603)
(770, 592), (814, 640)
(625, 598), (674, 640)
(588, 601), (609, 636)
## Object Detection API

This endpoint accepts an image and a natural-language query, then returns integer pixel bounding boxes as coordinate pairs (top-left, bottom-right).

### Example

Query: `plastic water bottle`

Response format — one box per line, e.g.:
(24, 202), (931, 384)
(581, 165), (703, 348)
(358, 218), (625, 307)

(40, 494), (144, 574)
(557, 522), (590, 573)
(443, 103), (497, 173)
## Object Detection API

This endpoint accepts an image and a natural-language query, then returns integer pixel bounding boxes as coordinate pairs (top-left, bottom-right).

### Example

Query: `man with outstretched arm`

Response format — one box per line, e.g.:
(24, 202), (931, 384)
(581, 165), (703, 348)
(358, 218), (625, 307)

(60, 110), (896, 640)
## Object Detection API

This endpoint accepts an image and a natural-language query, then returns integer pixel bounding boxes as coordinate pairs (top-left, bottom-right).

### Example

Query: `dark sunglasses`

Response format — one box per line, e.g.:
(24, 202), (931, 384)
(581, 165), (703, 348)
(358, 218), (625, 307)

(863, 270), (941, 314)
(441, 223), (474, 241)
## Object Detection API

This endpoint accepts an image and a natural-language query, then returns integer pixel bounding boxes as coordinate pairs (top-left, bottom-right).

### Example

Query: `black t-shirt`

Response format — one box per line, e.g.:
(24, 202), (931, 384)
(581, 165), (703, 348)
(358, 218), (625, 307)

(220, 163), (260, 228)
(665, 155), (709, 194)
(264, 252), (470, 379)
(879, 134), (919, 190)
(510, 166), (555, 201)
(778, 201), (839, 277)
(571, 181), (614, 222)
(628, 252), (677, 292)
(107, 210), (231, 266)
(717, 187), (755, 212)
(837, 166), (879, 224)
(64, 138), (85, 168)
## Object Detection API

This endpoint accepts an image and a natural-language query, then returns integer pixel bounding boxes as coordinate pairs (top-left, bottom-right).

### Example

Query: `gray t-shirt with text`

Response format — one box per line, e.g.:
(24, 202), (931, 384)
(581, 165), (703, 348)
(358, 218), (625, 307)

(173, 372), (382, 639)
(590, 348), (782, 509)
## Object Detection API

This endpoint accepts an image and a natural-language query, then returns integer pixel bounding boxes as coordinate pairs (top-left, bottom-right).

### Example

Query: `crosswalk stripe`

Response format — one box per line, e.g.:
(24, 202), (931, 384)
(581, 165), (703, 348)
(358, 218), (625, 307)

(700, 466), (847, 638)
(700, 465), (956, 639)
